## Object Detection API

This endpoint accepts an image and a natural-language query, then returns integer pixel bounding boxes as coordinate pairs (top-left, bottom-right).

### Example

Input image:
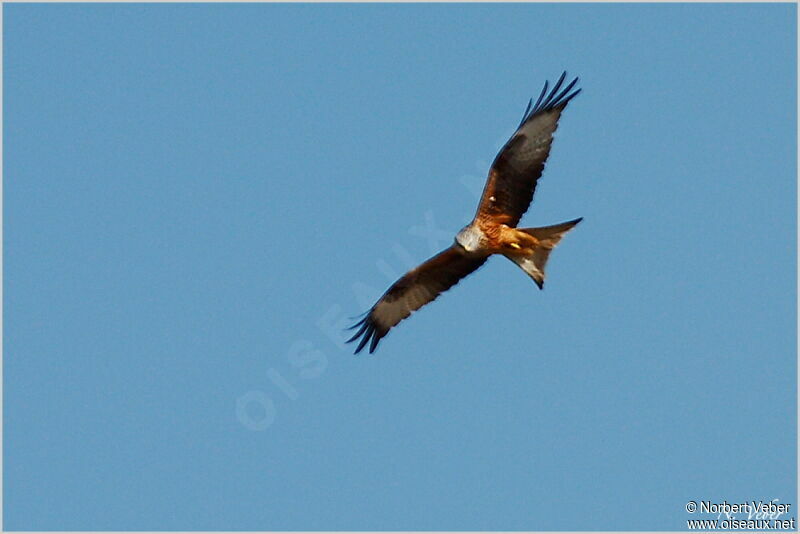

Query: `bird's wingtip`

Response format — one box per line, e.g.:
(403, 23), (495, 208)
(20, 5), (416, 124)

(521, 72), (582, 124)
(346, 314), (385, 355)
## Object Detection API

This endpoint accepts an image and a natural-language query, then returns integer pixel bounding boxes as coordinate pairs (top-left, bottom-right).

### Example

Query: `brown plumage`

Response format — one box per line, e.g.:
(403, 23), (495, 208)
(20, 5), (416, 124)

(348, 72), (583, 354)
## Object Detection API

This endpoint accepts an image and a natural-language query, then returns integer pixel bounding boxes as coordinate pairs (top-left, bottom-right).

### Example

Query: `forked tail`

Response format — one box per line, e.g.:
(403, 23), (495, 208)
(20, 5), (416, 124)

(504, 217), (583, 289)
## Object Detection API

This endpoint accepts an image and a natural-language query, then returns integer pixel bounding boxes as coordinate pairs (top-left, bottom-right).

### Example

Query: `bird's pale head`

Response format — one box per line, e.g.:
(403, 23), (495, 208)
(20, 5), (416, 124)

(455, 225), (483, 253)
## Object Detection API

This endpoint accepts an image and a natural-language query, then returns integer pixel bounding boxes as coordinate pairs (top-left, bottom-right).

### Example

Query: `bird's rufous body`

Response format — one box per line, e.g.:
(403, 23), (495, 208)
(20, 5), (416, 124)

(484, 222), (540, 256)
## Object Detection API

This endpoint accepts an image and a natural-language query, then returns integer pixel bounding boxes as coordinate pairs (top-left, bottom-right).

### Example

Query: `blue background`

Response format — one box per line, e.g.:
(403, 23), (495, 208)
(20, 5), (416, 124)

(4, 3), (796, 530)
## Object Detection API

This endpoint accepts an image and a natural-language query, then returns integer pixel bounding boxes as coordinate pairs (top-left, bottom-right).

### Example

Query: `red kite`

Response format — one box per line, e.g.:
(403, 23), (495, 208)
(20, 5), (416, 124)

(348, 72), (583, 354)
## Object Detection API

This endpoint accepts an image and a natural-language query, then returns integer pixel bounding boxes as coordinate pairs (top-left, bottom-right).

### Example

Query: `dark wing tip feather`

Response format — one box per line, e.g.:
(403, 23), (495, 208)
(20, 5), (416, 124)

(518, 98), (534, 128)
(346, 318), (369, 340)
(345, 313), (385, 354)
(520, 72), (581, 125)
(369, 330), (381, 354)
(558, 87), (581, 108)
(347, 310), (370, 322)
(345, 316), (367, 331)
(543, 71), (567, 107)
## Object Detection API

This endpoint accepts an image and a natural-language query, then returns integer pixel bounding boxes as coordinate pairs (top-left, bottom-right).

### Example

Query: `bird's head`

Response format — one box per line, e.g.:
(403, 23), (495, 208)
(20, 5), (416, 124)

(455, 225), (482, 253)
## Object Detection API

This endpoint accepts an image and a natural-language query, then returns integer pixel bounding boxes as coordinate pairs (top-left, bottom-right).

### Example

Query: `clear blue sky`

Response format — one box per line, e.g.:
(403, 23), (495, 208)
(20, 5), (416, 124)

(4, 3), (796, 531)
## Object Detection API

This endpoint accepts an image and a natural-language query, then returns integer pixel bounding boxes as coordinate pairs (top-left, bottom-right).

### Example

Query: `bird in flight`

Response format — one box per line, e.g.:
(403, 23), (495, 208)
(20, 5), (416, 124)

(348, 72), (583, 354)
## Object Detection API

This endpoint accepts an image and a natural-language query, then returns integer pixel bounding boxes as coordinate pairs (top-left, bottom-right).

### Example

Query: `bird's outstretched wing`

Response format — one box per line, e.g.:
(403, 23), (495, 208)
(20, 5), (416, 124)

(475, 72), (581, 227)
(347, 246), (487, 354)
